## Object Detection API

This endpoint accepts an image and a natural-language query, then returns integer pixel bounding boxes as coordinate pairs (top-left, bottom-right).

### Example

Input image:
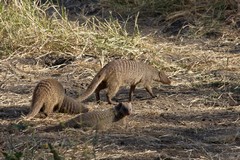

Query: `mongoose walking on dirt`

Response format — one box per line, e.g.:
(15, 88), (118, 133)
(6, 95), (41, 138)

(77, 59), (171, 104)
(44, 102), (132, 132)
(25, 79), (88, 120)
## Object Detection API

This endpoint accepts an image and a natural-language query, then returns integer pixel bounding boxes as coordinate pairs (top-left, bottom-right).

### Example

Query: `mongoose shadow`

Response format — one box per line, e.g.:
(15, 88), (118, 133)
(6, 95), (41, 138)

(99, 107), (240, 155)
(77, 59), (171, 104)
(97, 125), (240, 156)
(0, 105), (29, 119)
(0, 84), (33, 95)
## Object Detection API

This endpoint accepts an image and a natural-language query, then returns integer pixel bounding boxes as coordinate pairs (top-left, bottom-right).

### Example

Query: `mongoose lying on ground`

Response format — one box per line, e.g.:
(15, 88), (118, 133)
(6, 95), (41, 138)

(25, 79), (89, 120)
(77, 59), (171, 104)
(60, 96), (89, 114)
(44, 102), (132, 132)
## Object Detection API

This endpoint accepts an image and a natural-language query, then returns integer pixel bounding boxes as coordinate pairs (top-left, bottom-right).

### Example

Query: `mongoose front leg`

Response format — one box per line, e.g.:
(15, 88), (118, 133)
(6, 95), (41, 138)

(145, 85), (156, 98)
(106, 82), (120, 104)
(129, 85), (136, 102)
(106, 94), (118, 104)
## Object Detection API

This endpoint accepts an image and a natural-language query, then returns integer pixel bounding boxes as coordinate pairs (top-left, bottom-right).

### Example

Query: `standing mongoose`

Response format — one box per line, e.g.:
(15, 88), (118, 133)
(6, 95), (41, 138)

(25, 79), (89, 120)
(44, 102), (132, 132)
(77, 59), (171, 104)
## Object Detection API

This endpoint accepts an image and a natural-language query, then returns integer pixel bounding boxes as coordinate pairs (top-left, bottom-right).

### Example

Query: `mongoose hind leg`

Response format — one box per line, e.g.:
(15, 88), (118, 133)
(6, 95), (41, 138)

(95, 81), (107, 103)
(43, 102), (56, 117)
(128, 85), (136, 102)
(145, 85), (157, 98)
(54, 100), (63, 113)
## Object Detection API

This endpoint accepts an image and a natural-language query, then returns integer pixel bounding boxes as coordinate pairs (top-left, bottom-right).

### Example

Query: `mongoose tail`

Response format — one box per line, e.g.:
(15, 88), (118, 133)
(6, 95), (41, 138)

(44, 102), (132, 132)
(77, 70), (106, 102)
(25, 99), (44, 120)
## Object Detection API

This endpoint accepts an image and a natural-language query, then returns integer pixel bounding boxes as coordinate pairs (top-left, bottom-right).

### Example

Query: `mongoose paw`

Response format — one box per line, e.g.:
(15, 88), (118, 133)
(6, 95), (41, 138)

(109, 101), (118, 105)
(151, 95), (157, 98)
(97, 100), (104, 105)
(22, 115), (31, 120)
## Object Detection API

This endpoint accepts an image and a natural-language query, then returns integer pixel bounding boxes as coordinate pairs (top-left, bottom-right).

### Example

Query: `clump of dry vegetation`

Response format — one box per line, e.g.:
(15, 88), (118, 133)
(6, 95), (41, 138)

(104, 0), (240, 34)
(0, 0), (146, 60)
(0, 0), (240, 159)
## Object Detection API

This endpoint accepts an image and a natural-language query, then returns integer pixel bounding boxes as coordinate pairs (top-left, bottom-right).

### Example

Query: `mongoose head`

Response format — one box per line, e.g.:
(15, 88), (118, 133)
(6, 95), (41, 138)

(114, 102), (132, 116)
(113, 102), (132, 122)
(158, 71), (171, 84)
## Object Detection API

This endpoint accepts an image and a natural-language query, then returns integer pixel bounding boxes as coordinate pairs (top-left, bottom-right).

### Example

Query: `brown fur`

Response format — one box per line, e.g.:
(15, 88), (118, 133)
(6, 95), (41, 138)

(25, 79), (88, 120)
(59, 96), (89, 114)
(44, 102), (132, 132)
(77, 59), (171, 104)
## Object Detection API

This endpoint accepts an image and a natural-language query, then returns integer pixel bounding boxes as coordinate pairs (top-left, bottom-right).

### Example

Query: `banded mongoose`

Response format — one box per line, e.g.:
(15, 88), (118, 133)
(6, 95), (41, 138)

(44, 102), (132, 132)
(60, 96), (89, 114)
(25, 79), (89, 120)
(77, 59), (171, 104)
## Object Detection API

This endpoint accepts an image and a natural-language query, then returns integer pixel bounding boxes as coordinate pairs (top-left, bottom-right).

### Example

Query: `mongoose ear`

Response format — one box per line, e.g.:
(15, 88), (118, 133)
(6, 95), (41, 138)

(115, 102), (122, 111)
(159, 71), (171, 84)
(118, 102), (123, 110)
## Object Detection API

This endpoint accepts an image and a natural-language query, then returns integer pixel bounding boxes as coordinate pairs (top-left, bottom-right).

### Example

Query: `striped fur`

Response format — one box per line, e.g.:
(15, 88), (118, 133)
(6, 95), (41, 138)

(59, 96), (89, 114)
(44, 102), (132, 132)
(77, 59), (171, 104)
(25, 79), (65, 120)
(25, 79), (88, 120)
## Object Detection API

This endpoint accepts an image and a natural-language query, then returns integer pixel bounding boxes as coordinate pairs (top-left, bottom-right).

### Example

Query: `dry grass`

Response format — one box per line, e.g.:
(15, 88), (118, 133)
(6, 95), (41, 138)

(0, 0), (147, 62)
(102, 0), (240, 39)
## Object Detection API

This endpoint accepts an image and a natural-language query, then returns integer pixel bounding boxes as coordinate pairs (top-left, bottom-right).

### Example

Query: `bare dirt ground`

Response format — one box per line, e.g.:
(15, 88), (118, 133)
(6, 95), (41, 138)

(1, 35), (240, 159)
